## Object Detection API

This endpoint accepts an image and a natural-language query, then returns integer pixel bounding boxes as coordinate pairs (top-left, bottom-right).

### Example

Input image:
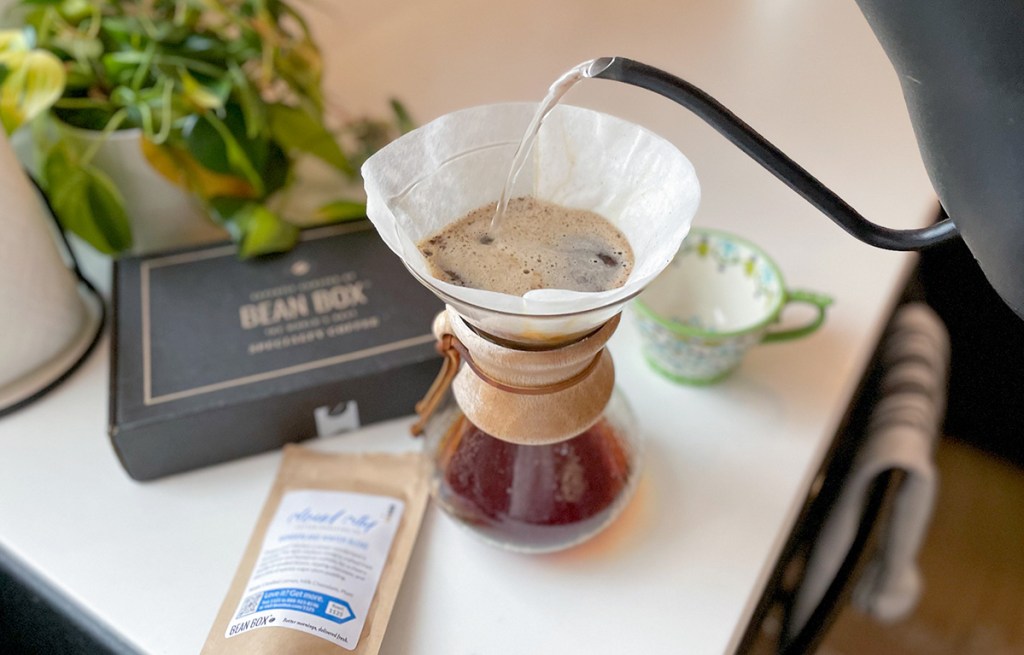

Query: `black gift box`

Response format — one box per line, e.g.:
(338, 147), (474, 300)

(110, 222), (442, 480)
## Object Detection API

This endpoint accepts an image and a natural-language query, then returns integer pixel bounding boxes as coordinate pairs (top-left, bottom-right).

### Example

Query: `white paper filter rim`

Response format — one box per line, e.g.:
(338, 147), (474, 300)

(362, 102), (700, 320)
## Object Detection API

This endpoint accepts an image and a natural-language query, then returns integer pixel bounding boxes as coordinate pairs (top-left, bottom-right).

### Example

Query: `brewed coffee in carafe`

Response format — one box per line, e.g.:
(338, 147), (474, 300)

(432, 393), (637, 553)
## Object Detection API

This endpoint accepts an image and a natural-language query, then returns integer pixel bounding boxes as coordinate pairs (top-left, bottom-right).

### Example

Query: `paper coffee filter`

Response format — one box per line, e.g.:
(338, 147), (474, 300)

(362, 102), (700, 341)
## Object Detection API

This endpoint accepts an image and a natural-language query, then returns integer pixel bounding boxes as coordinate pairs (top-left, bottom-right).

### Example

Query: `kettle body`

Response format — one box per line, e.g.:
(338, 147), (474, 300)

(856, 0), (1024, 317)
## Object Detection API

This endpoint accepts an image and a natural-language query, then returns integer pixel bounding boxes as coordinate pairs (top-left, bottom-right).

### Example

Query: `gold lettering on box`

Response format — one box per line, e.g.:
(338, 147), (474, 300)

(311, 282), (369, 314)
(239, 294), (311, 329)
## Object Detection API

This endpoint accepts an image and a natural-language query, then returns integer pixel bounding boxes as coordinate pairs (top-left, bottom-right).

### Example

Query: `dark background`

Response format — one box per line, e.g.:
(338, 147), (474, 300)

(917, 230), (1024, 467)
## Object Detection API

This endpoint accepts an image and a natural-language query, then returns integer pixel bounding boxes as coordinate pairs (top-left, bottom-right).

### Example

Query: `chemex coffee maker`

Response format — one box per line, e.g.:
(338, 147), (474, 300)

(363, 102), (699, 552)
(363, 0), (1024, 553)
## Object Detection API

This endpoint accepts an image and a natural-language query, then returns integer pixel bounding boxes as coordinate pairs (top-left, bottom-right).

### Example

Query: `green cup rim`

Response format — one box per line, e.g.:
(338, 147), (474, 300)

(633, 227), (790, 339)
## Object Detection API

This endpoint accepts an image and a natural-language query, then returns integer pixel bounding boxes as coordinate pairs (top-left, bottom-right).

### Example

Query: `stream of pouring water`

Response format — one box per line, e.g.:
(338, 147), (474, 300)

(487, 57), (616, 239)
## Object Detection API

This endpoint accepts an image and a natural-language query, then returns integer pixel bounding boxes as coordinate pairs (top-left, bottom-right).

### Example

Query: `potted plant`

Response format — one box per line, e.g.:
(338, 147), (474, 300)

(2, 0), (409, 257)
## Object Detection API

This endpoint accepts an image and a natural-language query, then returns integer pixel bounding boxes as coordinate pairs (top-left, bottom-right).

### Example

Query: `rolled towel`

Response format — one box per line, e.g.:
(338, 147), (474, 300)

(789, 302), (950, 634)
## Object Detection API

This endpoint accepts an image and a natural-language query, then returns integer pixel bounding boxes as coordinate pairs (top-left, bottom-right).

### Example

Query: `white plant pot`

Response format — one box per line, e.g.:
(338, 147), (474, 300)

(0, 129), (99, 409)
(61, 126), (229, 255)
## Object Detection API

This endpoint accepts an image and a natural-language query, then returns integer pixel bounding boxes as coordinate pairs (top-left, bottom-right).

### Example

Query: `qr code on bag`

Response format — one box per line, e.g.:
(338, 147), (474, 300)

(236, 592), (263, 619)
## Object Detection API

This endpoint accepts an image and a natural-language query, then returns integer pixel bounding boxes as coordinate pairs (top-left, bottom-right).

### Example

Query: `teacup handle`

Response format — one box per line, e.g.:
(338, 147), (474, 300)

(762, 290), (833, 343)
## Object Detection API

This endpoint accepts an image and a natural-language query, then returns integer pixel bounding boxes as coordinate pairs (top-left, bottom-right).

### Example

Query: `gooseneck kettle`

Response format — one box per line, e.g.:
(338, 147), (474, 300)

(591, 0), (1024, 319)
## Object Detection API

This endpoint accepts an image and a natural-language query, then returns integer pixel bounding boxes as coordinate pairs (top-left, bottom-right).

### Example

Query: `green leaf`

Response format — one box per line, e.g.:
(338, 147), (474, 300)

(52, 103), (118, 130)
(44, 145), (132, 253)
(63, 63), (96, 91)
(48, 33), (103, 61)
(100, 52), (139, 86)
(207, 196), (250, 226)
(228, 60), (264, 139)
(260, 140), (289, 197)
(273, 46), (323, 114)
(183, 109), (265, 193)
(315, 199), (366, 223)
(181, 114), (230, 173)
(95, 16), (139, 43)
(267, 103), (353, 176)
(213, 200), (298, 258)
(50, 0), (92, 21)
(390, 98), (415, 134)
(109, 85), (137, 107)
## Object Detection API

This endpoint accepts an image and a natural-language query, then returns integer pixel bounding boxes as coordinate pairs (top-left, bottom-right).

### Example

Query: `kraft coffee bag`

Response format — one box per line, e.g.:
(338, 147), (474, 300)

(203, 446), (428, 654)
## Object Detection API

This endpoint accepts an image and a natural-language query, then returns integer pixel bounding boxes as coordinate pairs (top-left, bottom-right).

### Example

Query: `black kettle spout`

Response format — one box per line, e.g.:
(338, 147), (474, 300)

(592, 57), (959, 252)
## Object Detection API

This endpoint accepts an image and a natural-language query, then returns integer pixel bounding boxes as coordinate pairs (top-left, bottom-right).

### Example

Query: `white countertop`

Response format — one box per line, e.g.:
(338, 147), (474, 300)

(0, 1), (936, 653)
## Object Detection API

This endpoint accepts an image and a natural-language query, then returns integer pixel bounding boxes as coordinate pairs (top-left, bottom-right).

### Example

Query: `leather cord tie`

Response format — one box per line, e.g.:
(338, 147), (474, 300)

(410, 333), (605, 436)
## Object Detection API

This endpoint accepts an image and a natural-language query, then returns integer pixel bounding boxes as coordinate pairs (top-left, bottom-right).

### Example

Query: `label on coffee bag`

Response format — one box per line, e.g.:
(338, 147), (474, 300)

(225, 490), (405, 649)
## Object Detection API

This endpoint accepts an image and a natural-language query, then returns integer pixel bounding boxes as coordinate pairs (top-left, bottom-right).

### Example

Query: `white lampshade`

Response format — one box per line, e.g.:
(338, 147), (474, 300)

(0, 129), (96, 409)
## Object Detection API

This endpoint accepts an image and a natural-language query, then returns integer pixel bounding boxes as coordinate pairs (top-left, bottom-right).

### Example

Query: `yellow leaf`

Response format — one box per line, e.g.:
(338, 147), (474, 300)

(180, 68), (225, 111)
(0, 30), (28, 54)
(140, 137), (258, 199)
(0, 50), (65, 134)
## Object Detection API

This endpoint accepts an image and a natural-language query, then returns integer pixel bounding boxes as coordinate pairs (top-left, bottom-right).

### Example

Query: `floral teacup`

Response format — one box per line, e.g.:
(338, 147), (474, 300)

(633, 228), (832, 384)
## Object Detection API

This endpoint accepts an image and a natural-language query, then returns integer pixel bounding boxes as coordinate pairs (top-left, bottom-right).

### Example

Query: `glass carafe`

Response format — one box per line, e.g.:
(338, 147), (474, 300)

(412, 307), (640, 553)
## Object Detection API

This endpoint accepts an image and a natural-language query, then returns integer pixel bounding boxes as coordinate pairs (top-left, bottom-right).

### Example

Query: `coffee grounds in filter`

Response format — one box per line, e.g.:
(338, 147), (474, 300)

(418, 196), (634, 296)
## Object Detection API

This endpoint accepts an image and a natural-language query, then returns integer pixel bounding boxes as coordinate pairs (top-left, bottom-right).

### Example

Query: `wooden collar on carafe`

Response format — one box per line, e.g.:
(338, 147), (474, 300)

(411, 310), (620, 438)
